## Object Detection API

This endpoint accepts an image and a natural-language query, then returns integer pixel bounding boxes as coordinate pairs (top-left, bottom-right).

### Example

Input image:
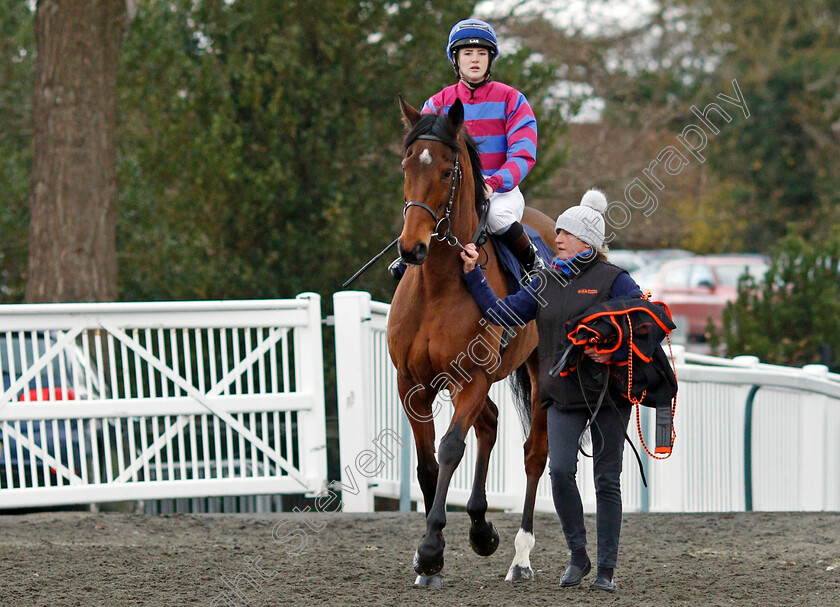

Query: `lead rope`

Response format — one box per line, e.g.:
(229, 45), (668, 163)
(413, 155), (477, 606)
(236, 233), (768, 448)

(627, 312), (677, 460)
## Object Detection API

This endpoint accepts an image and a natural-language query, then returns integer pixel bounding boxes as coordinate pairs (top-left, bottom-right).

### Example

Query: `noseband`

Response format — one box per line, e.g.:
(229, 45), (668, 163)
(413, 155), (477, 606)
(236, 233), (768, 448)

(403, 137), (464, 249)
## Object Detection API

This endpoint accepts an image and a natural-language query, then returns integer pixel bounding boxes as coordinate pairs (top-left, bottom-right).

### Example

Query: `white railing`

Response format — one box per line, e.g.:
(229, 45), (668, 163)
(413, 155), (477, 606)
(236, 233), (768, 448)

(333, 291), (840, 513)
(0, 295), (327, 509)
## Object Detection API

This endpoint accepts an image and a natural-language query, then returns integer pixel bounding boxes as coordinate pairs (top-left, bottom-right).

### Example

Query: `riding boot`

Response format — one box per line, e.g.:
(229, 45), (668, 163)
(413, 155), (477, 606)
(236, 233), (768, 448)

(388, 257), (407, 281)
(497, 222), (545, 274)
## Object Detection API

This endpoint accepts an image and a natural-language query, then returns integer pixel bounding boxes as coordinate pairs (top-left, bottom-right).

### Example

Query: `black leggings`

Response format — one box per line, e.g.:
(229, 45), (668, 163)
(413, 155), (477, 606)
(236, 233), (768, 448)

(547, 403), (631, 569)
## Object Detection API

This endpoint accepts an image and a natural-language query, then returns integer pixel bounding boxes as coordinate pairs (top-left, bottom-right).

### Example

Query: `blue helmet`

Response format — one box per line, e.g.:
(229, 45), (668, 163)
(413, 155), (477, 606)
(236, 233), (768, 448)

(446, 19), (499, 66)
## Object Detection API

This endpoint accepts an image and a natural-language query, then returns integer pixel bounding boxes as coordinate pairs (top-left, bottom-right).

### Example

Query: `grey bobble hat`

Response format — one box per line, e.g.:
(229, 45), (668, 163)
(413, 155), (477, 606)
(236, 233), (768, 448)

(554, 189), (608, 249)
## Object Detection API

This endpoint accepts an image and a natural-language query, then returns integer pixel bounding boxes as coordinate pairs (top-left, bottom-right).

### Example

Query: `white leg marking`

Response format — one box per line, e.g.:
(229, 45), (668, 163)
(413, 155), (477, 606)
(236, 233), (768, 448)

(505, 528), (536, 581)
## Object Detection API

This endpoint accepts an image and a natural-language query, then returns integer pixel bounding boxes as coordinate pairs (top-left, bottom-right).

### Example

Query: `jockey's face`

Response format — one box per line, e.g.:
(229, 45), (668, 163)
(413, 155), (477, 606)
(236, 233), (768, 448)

(457, 47), (490, 84)
(555, 229), (592, 260)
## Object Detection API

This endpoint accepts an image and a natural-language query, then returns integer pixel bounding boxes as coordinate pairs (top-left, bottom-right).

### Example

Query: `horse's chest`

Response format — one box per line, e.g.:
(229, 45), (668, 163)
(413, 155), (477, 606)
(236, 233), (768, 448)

(389, 310), (475, 378)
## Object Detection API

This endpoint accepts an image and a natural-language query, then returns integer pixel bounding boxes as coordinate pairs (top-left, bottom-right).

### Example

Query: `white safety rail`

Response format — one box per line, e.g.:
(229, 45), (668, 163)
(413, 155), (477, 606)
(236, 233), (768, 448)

(333, 291), (840, 513)
(0, 295), (327, 509)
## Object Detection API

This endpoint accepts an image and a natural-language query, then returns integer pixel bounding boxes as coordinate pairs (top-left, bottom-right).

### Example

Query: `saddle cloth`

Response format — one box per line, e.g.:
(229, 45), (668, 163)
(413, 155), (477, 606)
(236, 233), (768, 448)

(489, 225), (555, 295)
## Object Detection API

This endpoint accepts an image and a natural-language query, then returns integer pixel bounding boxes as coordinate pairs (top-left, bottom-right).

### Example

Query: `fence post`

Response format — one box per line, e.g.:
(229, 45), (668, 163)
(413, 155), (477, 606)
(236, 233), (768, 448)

(332, 292), (375, 512)
(742, 385), (760, 512)
(734, 356), (761, 512)
(294, 293), (328, 496)
(800, 365), (829, 510)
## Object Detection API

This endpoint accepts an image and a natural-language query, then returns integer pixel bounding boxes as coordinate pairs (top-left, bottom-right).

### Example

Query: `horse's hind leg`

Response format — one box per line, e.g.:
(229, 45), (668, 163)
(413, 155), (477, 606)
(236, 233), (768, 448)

(507, 356), (549, 582)
(466, 396), (500, 557)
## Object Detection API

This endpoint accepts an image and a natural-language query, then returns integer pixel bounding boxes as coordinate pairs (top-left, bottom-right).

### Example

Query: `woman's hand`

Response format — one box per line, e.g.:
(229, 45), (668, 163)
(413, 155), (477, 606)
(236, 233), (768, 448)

(461, 243), (480, 273)
(584, 346), (612, 364)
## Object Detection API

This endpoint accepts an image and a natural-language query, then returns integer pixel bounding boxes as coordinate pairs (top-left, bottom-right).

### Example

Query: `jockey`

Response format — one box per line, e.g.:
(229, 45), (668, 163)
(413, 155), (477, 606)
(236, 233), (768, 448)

(390, 18), (543, 279)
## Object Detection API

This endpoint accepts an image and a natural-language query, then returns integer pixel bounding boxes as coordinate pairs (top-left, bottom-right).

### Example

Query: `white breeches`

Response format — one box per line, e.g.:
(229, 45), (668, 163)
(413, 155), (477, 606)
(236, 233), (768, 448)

(487, 186), (525, 234)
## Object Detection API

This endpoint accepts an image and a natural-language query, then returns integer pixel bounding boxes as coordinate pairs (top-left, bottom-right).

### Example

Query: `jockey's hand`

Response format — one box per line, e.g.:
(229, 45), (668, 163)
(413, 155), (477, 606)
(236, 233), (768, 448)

(584, 346), (612, 364)
(461, 243), (480, 273)
(483, 182), (494, 201)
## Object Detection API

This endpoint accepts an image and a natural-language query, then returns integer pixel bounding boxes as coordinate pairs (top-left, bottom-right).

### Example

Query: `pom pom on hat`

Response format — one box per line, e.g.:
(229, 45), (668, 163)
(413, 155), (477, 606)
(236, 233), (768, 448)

(554, 188), (609, 249)
(580, 189), (608, 214)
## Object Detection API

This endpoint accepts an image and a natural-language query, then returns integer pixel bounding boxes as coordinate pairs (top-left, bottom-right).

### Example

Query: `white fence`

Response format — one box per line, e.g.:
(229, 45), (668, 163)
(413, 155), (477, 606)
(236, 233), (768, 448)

(333, 291), (840, 513)
(3, 290), (838, 513)
(0, 295), (327, 509)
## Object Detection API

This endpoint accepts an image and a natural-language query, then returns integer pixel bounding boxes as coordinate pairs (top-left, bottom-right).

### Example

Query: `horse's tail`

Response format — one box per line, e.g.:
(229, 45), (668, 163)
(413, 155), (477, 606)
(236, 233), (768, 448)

(508, 363), (532, 439)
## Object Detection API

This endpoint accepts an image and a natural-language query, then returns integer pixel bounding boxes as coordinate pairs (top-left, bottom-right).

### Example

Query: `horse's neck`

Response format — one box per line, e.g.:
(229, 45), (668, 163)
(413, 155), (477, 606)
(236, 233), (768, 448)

(413, 236), (501, 301)
(414, 243), (465, 293)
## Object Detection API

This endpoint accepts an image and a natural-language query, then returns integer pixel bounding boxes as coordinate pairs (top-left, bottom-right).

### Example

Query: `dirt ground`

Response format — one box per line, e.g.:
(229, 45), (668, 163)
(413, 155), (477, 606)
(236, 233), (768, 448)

(0, 510), (838, 607)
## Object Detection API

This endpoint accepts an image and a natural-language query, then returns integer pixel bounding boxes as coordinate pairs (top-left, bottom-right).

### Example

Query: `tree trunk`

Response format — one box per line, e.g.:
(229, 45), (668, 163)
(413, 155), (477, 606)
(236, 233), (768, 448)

(26, 0), (127, 303)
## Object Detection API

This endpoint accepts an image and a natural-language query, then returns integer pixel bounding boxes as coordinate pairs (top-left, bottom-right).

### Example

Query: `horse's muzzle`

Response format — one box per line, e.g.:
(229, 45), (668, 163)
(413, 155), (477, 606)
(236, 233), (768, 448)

(399, 241), (428, 266)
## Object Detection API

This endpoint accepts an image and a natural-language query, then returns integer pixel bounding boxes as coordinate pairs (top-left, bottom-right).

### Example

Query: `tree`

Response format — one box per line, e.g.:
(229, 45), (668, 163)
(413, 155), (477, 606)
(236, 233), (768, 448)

(115, 1), (570, 303)
(654, 0), (840, 252)
(25, 0), (128, 303)
(712, 234), (840, 370)
(0, 1), (35, 302)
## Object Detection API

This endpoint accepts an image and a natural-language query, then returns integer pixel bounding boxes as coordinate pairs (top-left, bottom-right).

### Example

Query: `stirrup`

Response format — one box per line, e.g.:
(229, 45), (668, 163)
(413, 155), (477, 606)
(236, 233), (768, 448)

(530, 245), (546, 271)
(522, 244), (545, 276)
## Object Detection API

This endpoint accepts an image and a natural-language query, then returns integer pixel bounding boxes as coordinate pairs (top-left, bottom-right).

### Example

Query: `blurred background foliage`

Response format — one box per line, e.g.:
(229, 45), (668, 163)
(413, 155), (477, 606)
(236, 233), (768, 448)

(712, 234), (840, 368)
(1, 0), (839, 366)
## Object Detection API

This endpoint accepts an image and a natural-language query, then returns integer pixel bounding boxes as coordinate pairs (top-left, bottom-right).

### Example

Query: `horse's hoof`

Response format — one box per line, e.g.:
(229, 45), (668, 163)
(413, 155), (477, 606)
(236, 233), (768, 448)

(413, 549), (444, 576)
(505, 564), (534, 582)
(469, 522), (500, 557)
(414, 573), (444, 589)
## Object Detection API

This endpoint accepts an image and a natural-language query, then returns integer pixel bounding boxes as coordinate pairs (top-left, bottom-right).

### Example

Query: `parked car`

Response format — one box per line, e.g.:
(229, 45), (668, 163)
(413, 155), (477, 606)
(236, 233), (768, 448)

(606, 249), (648, 274)
(609, 248), (695, 276)
(632, 254), (769, 341)
(0, 332), (100, 488)
(635, 248), (695, 270)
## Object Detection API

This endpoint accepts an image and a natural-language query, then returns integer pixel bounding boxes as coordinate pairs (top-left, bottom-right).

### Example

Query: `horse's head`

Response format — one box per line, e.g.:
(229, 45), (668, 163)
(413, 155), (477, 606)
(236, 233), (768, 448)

(397, 97), (481, 266)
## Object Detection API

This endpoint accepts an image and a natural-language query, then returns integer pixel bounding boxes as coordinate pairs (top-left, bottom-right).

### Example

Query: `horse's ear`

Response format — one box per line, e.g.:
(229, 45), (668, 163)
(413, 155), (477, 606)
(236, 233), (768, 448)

(399, 94), (422, 128)
(447, 99), (465, 132)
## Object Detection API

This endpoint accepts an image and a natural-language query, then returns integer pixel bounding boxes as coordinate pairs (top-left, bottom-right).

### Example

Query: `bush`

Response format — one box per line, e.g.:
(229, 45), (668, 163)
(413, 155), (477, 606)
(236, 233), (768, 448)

(710, 234), (840, 370)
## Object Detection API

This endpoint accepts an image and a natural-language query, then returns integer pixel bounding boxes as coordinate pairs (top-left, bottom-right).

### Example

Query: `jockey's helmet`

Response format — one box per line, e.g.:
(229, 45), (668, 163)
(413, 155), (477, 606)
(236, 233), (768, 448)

(446, 19), (499, 68)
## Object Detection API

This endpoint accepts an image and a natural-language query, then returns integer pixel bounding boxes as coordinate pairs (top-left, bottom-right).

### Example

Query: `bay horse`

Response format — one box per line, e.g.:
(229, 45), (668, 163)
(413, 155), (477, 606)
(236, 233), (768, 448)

(387, 97), (557, 587)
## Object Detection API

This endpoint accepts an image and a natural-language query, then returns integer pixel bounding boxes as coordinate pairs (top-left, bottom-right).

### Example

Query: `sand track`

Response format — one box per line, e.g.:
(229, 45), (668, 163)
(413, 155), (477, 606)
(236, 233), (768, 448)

(0, 511), (838, 606)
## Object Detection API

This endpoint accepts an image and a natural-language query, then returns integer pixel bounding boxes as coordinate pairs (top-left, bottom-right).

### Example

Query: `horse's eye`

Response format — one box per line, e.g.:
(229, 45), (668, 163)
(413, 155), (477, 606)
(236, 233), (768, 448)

(400, 161), (406, 171)
(441, 169), (453, 181)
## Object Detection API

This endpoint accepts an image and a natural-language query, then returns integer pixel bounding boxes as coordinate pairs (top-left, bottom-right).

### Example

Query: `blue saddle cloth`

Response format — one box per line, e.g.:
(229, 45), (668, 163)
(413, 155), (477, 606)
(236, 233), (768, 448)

(490, 225), (555, 295)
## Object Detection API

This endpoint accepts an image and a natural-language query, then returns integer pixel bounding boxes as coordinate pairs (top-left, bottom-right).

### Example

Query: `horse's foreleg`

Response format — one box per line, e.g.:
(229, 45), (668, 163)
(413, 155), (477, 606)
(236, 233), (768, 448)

(414, 375), (489, 578)
(507, 358), (549, 582)
(467, 397), (500, 557)
(398, 375), (438, 516)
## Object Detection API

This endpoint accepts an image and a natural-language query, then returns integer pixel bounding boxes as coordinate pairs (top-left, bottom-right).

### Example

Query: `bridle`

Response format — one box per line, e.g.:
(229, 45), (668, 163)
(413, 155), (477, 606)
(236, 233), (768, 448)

(402, 139), (465, 249)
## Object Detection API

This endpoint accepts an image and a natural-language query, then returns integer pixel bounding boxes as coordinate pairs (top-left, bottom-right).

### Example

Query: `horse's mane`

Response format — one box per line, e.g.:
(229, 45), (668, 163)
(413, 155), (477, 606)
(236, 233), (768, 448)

(404, 113), (485, 214)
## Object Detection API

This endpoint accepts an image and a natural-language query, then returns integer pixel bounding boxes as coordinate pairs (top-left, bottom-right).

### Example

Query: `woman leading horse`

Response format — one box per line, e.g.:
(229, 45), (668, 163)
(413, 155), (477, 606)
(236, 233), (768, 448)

(387, 96), (556, 586)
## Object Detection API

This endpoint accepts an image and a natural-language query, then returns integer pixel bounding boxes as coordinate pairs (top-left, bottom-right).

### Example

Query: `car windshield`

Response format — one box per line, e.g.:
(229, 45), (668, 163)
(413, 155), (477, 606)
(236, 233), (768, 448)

(714, 263), (768, 287)
(631, 266), (659, 290)
(0, 334), (75, 389)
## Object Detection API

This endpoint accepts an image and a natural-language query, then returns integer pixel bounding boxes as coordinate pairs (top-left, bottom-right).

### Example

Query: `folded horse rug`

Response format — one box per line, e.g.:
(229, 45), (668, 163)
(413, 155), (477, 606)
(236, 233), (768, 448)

(559, 296), (678, 456)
